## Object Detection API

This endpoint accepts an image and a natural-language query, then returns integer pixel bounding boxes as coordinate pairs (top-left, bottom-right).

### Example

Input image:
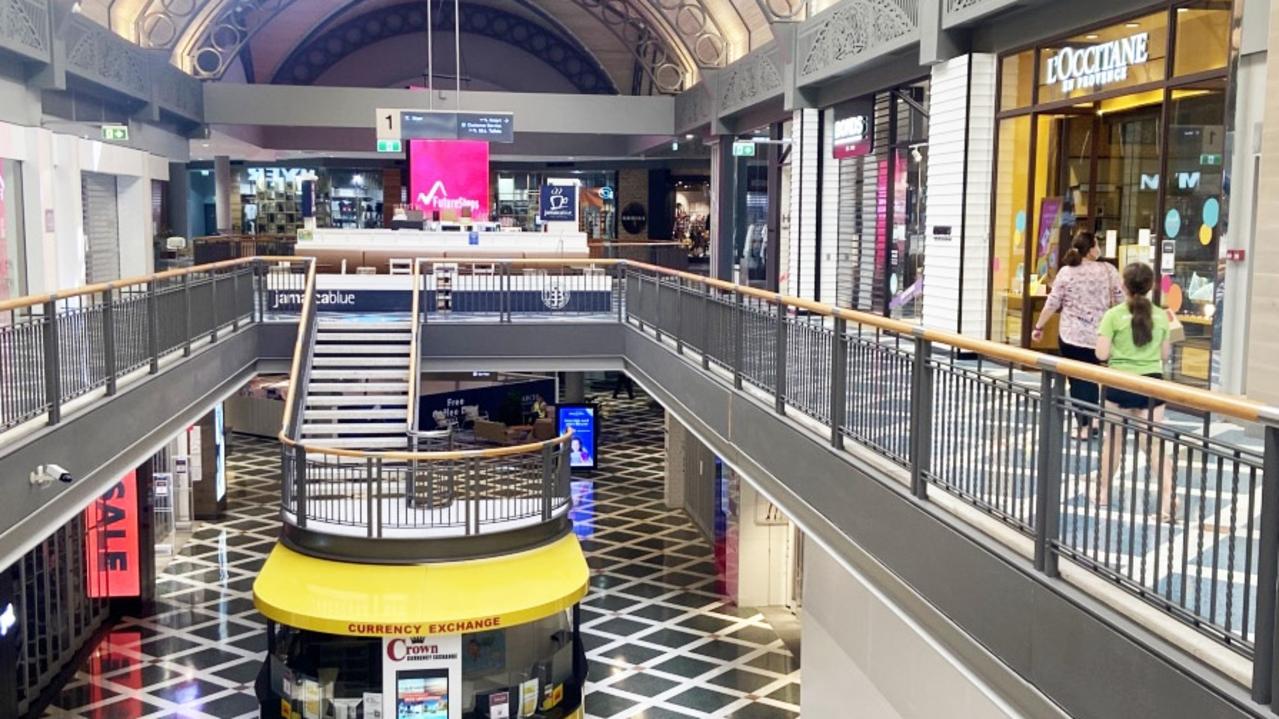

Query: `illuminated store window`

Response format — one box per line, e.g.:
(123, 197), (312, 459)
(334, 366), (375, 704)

(1000, 50), (1035, 112)
(1174, 3), (1231, 76)
(1037, 11), (1168, 105)
(990, 116), (1031, 345)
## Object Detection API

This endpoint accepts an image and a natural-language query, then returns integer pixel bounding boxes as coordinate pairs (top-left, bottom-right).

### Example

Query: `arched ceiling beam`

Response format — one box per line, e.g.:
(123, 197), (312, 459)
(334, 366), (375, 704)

(269, 2), (619, 94)
(134, 0), (739, 91)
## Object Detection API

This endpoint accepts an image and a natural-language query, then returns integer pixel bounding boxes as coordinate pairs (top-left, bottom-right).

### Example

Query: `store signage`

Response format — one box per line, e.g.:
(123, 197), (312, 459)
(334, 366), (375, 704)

(400, 111), (514, 143)
(376, 138), (403, 153)
(557, 404), (598, 470)
(832, 114), (872, 159)
(100, 124), (129, 142)
(85, 471), (140, 599)
(248, 167), (318, 186)
(1138, 171), (1202, 191)
(598, 186), (614, 200)
(349, 618), (503, 636)
(382, 634), (462, 719)
(620, 202), (647, 235)
(732, 140), (757, 157)
(409, 139), (490, 220)
(1045, 32), (1148, 93)
(539, 185), (577, 222)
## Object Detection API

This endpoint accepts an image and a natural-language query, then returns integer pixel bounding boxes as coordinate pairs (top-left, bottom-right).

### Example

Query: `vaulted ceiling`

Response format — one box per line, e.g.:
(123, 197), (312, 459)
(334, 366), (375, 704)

(82, 0), (817, 94)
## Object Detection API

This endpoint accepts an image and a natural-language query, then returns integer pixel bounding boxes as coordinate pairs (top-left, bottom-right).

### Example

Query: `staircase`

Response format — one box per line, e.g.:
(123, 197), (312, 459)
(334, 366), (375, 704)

(299, 319), (413, 450)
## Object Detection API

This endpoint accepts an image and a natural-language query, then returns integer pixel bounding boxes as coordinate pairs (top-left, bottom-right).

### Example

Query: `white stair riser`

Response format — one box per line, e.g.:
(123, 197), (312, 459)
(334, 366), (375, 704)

(308, 382), (407, 392)
(304, 409), (407, 420)
(312, 357), (410, 368)
(310, 369), (405, 379)
(305, 395), (408, 406)
(316, 332), (411, 342)
(303, 423), (408, 435)
(302, 437), (408, 449)
(314, 345), (411, 355)
(317, 321), (412, 330)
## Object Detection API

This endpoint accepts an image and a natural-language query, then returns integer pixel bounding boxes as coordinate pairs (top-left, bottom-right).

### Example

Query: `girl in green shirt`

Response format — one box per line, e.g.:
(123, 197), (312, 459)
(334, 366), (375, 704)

(1093, 263), (1175, 522)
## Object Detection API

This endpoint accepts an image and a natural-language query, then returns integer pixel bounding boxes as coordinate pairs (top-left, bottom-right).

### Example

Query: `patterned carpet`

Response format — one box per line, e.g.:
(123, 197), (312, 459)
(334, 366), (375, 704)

(42, 391), (801, 719)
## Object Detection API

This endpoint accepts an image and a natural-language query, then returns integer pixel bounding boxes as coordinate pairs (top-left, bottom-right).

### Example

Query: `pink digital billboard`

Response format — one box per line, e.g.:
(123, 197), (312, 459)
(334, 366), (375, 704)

(408, 139), (490, 220)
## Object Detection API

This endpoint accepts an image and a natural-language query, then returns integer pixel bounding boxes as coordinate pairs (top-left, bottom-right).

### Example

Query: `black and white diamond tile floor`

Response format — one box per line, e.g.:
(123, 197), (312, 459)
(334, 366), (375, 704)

(44, 392), (800, 718)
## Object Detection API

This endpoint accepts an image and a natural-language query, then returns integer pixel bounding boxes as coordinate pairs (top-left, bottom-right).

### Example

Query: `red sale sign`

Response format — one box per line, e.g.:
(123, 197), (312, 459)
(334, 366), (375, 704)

(85, 470), (141, 598)
(409, 139), (490, 220)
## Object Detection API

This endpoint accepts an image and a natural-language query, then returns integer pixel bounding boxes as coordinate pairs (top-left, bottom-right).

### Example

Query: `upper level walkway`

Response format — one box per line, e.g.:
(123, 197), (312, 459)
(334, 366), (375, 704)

(1, 256), (1277, 718)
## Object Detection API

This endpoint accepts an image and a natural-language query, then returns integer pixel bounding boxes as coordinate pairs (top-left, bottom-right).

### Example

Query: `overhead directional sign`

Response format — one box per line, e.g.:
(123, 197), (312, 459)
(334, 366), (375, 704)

(376, 109), (515, 143)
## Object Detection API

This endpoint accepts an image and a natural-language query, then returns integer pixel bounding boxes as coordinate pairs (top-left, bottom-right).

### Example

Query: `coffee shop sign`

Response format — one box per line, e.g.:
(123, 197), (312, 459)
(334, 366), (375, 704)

(1045, 32), (1148, 93)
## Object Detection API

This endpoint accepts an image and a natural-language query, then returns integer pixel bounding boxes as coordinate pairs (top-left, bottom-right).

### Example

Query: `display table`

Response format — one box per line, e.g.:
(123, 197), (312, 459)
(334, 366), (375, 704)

(297, 228), (590, 272)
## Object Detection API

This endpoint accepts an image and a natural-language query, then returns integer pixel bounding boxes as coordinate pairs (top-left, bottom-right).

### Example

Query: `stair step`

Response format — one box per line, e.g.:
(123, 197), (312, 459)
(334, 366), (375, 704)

(304, 409), (407, 420)
(313, 356), (411, 368)
(311, 369), (406, 380)
(318, 320), (412, 330)
(314, 344), (411, 355)
(316, 332), (411, 342)
(303, 436), (409, 449)
(306, 394), (408, 406)
(308, 382), (408, 393)
(303, 422), (408, 435)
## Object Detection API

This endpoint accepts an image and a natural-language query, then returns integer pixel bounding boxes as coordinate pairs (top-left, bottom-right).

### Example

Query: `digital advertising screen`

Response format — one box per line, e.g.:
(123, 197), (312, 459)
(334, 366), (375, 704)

(395, 669), (450, 719)
(556, 404), (598, 470)
(408, 139), (490, 220)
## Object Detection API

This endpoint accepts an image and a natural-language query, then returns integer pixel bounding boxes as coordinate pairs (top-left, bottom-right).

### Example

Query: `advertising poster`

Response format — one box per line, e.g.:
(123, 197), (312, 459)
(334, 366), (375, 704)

(84, 470), (140, 598)
(556, 404), (598, 470)
(409, 139), (490, 220)
(382, 635), (461, 719)
(489, 691), (511, 719)
(539, 185), (577, 222)
(518, 679), (539, 718)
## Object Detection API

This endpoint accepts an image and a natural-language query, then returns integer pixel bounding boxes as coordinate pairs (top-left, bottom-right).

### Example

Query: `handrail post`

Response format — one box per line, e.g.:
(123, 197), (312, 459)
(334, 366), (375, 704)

(294, 443), (307, 529)
(654, 276), (664, 343)
(635, 270), (645, 331)
(1252, 424), (1279, 704)
(147, 281), (160, 374)
(615, 262), (625, 323)
(41, 298), (60, 425)
(366, 457), (376, 539)
(701, 284), (711, 369)
(541, 443), (553, 522)
(231, 270), (240, 331)
(375, 459), (384, 539)
(101, 287), (116, 396)
(733, 290), (744, 389)
(774, 300), (787, 414)
(254, 260), (265, 323)
(909, 336), (933, 499)
(500, 261), (511, 323)
(675, 277), (684, 355)
(209, 272), (219, 343)
(829, 316), (847, 449)
(182, 273), (192, 357)
(1034, 371), (1065, 576)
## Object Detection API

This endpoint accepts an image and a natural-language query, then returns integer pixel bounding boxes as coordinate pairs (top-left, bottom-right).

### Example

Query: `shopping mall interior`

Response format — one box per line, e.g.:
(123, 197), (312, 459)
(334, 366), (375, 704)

(2, 0), (1279, 717)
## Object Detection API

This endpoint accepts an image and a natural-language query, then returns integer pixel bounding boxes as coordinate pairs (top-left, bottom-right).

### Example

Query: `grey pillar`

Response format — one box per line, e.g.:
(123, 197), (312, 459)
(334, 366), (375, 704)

(710, 138), (736, 281)
(564, 372), (586, 403)
(167, 162), (189, 242)
(213, 155), (232, 234)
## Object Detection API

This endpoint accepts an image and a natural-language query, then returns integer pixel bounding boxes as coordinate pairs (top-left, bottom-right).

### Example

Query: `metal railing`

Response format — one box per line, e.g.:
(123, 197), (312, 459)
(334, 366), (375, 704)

(589, 241), (691, 272)
(416, 259), (623, 323)
(0, 257), (308, 434)
(277, 258), (576, 541)
(414, 257), (1279, 704)
(192, 233), (298, 264)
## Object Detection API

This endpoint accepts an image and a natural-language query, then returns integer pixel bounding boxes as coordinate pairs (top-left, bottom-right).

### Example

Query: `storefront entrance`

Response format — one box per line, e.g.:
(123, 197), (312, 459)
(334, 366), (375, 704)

(990, 1), (1231, 386)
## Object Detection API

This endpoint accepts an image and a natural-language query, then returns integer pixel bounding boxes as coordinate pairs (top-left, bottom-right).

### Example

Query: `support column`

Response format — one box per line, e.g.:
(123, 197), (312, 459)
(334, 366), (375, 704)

(167, 163), (189, 243)
(922, 53), (996, 337)
(710, 137), (736, 281)
(213, 155), (232, 234)
(786, 108), (819, 300)
(664, 413), (688, 509)
(563, 372), (585, 403)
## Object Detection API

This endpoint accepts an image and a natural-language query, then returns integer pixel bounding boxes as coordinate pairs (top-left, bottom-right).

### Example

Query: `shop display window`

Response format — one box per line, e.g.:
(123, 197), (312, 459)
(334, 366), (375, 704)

(1000, 50), (1036, 112)
(0, 159), (26, 301)
(992, 1), (1231, 386)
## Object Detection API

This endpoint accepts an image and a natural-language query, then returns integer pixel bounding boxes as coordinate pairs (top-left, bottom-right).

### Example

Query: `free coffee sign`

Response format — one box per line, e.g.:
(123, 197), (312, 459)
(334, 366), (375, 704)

(409, 139), (490, 220)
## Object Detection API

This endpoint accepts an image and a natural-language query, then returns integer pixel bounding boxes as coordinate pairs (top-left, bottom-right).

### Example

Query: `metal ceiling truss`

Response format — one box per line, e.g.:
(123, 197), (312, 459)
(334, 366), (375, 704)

(269, 2), (618, 94)
(133, 0), (729, 92)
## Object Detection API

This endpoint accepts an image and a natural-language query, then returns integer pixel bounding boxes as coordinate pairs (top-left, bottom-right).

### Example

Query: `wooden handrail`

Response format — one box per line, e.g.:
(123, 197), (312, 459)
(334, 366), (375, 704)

(279, 428), (573, 461)
(277, 257), (319, 438)
(414, 256), (1274, 424)
(0, 255), (300, 313)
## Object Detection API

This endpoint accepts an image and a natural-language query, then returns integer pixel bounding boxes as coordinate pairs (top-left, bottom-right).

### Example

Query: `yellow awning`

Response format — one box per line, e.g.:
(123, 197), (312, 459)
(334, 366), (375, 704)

(253, 534), (589, 636)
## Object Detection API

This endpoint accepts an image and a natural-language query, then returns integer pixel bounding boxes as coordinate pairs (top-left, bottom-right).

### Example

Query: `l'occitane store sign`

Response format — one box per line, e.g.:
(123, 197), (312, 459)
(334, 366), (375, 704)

(1044, 32), (1149, 93)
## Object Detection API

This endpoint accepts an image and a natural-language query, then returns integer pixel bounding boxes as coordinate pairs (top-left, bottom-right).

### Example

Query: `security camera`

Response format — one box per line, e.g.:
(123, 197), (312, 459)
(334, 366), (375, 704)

(29, 464), (74, 487)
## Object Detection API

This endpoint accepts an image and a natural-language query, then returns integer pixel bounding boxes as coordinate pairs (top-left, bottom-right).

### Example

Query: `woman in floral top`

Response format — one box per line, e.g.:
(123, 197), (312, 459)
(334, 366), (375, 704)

(1031, 232), (1124, 439)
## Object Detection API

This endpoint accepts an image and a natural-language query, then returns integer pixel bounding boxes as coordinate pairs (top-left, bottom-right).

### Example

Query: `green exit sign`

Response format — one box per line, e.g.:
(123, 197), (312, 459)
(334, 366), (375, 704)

(377, 138), (402, 153)
(1199, 153), (1222, 166)
(101, 124), (129, 142)
(732, 140), (756, 157)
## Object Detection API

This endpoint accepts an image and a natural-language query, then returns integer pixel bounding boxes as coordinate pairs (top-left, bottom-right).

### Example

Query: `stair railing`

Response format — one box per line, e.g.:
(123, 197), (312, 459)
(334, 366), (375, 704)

(278, 256), (319, 524)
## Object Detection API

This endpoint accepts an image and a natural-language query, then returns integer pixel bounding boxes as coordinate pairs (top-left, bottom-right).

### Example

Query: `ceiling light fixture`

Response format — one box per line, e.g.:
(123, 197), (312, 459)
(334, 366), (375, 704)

(1085, 33), (1099, 39)
(1125, 21), (1140, 28)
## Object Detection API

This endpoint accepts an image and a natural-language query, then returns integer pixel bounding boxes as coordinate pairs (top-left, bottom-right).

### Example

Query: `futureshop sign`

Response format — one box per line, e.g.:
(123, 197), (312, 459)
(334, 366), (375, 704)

(1045, 32), (1149, 93)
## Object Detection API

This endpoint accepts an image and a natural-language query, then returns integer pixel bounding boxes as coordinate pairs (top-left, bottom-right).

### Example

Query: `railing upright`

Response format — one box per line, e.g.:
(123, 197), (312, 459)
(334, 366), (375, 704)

(41, 298), (60, 425)
(147, 281), (160, 374)
(101, 289), (116, 396)
(701, 284), (711, 370)
(774, 300), (787, 415)
(829, 316), (847, 449)
(909, 336), (932, 499)
(294, 443), (307, 528)
(182, 273), (192, 357)
(1252, 423), (1279, 704)
(615, 263), (625, 323)
(733, 290), (744, 390)
(541, 443), (554, 522)
(1033, 370), (1066, 576)
(209, 272), (219, 343)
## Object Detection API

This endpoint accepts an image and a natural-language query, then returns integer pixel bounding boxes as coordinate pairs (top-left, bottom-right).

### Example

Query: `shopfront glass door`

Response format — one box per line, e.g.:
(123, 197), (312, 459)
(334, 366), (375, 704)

(1095, 95), (1162, 270)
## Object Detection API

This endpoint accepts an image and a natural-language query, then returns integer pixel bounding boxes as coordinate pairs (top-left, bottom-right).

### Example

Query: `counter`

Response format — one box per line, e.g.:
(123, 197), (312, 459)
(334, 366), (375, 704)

(297, 228), (590, 273)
